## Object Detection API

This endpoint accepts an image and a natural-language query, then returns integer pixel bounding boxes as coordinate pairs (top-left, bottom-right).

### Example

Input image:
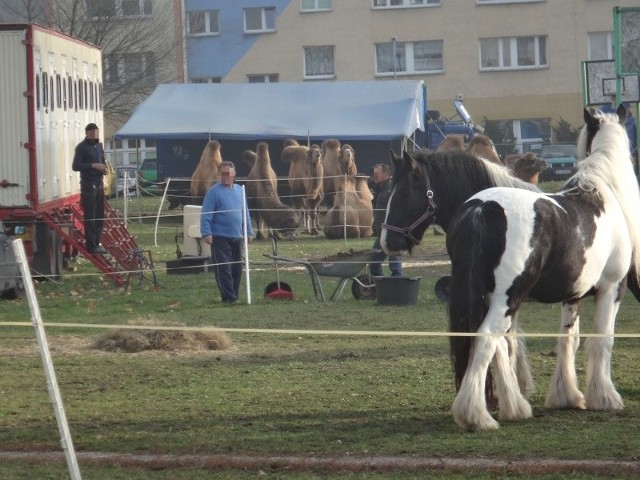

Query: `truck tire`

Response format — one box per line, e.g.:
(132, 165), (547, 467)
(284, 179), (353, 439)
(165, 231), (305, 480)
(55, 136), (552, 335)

(32, 223), (63, 281)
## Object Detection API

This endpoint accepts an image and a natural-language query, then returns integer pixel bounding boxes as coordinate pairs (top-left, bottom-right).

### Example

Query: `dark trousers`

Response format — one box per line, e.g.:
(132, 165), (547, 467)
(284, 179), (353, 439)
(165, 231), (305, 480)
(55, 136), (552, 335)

(80, 183), (105, 250)
(211, 237), (243, 302)
(370, 236), (402, 277)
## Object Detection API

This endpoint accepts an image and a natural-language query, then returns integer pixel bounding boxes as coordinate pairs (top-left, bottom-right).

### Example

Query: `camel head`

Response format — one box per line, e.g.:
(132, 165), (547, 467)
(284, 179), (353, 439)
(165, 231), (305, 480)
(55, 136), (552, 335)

(338, 144), (356, 175)
(308, 144), (322, 165)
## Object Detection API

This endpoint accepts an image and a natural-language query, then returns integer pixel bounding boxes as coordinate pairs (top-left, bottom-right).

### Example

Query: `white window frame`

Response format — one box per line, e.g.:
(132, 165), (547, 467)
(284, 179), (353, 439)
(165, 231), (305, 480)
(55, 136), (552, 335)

(300, 0), (332, 12)
(303, 45), (335, 79)
(476, 0), (544, 4)
(375, 40), (443, 76)
(479, 35), (548, 71)
(244, 7), (276, 34)
(587, 31), (614, 61)
(86, 0), (152, 18)
(248, 74), (279, 83)
(190, 77), (222, 84)
(105, 52), (155, 85)
(372, 0), (440, 9)
(187, 10), (219, 36)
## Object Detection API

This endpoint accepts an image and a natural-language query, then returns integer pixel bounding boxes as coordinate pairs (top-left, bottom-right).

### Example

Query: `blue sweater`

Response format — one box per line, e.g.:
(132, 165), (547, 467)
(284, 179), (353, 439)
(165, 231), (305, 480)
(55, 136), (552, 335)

(200, 183), (253, 239)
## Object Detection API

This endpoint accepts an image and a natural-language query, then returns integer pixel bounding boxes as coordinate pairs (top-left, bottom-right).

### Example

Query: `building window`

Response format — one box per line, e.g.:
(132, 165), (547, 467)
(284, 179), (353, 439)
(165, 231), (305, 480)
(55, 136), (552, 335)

(304, 45), (335, 79)
(376, 40), (443, 75)
(301, 0), (332, 12)
(86, 0), (151, 18)
(244, 7), (276, 33)
(248, 74), (279, 83)
(105, 52), (155, 85)
(188, 10), (219, 35)
(372, 0), (440, 9)
(480, 35), (547, 70)
(190, 77), (222, 83)
(588, 32), (614, 61)
(476, 0), (544, 4)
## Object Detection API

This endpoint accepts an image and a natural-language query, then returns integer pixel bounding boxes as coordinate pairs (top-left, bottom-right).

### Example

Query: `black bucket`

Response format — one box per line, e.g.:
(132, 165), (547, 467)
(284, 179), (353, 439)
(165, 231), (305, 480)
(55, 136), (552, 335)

(374, 276), (421, 305)
(264, 281), (294, 300)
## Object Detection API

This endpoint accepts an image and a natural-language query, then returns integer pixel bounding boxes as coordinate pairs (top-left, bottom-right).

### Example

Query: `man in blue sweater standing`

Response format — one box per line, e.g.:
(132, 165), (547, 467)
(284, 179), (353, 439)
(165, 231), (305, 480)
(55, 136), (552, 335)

(200, 161), (253, 304)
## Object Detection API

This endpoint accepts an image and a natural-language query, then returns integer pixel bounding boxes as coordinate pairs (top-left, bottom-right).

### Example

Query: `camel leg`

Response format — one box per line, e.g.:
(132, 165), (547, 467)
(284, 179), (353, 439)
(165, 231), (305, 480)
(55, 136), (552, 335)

(585, 288), (624, 410)
(546, 302), (585, 409)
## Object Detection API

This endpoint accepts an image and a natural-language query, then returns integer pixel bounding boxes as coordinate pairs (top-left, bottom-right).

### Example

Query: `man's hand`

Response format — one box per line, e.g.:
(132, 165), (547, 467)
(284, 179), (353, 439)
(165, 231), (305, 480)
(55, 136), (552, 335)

(203, 235), (213, 245)
(93, 163), (107, 173)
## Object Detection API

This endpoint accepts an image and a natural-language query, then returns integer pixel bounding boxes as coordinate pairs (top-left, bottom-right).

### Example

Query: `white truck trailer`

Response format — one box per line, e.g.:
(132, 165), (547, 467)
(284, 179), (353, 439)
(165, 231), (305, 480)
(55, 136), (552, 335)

(0, 24), (146, 286)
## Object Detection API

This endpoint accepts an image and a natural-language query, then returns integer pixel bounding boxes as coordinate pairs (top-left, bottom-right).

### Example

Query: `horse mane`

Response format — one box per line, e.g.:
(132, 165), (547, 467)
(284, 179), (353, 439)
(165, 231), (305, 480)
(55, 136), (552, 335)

(403, 150), (539, 198)
(573, 109), (640, 275)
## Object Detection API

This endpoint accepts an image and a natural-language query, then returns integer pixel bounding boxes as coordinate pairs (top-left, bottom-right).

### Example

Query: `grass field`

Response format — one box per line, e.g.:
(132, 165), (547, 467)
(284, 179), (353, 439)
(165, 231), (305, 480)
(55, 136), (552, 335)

(1, 193), (639, 479)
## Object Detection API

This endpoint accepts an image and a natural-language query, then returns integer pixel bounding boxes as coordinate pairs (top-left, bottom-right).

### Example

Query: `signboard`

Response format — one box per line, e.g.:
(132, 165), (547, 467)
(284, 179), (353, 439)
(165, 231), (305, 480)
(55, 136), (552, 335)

(583, 60), (640, 106)
(614, 7), (640, 76)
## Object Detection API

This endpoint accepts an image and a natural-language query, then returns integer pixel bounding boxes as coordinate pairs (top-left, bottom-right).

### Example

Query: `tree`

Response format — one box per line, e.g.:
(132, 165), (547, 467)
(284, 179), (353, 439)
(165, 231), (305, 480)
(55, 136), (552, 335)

(552, 117), (580, 143)
(0, 0), (182, 129)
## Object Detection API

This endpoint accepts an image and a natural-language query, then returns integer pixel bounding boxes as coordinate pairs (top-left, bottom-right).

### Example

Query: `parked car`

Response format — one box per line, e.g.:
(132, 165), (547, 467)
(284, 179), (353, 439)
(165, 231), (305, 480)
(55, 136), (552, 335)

(0, 221), (22, 299)
(138, 158), (159, 186)
(116, 166), (138, 195)
(538, 144), (577, 181)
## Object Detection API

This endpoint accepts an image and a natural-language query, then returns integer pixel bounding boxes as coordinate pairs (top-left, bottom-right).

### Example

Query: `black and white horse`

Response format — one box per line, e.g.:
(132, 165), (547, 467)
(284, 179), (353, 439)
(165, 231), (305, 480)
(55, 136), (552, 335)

(441, 106), (639, 430)
(380, 148), (541, 397)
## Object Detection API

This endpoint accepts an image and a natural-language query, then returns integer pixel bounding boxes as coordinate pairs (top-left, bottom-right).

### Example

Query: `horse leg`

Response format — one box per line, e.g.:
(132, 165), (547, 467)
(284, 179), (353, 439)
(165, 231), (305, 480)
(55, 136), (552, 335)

(546, 301), (585, 409)
(493, 335), (533, 422)
(585, 289), (624, 410)
(508, 311), (535, 398)
(452, 304), (512, 431)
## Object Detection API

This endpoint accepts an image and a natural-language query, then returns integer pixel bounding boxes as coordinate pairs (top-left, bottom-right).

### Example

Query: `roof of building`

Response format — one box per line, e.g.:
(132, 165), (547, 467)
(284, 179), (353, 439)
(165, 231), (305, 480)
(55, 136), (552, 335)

(116, 81), (425, 141)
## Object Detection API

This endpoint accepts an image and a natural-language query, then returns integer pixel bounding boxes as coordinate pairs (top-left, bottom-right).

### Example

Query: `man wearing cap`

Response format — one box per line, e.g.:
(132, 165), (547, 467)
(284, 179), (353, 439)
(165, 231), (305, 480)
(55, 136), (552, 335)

(72, 123), (108, 254)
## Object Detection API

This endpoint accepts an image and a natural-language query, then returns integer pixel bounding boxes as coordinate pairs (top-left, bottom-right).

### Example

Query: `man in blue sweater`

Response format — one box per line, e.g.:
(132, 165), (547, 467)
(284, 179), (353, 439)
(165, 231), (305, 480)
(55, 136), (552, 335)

(200, 161), (253, 304)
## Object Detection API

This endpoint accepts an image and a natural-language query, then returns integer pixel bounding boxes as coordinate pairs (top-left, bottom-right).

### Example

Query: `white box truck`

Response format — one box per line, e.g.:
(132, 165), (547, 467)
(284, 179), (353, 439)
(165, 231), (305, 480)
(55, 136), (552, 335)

(0, 24), (145, 288)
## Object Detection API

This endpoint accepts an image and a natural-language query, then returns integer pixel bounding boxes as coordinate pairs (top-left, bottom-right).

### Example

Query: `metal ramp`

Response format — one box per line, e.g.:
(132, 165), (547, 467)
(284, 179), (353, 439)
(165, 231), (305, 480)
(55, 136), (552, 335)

(41, 200), (156, 289)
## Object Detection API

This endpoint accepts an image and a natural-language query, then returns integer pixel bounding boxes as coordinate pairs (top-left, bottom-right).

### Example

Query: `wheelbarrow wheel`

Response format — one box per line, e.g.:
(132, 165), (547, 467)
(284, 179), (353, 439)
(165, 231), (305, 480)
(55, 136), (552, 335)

(351, 275), (376, 300)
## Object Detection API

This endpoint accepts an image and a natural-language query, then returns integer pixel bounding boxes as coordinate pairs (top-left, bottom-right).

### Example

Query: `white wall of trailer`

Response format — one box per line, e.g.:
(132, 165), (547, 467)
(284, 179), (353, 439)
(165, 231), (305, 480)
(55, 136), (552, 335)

(0, 25), (103, 210)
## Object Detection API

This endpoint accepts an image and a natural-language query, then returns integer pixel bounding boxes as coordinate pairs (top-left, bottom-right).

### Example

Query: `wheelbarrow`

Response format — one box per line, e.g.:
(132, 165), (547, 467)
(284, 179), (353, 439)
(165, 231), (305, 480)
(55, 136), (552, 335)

(262, 248), (381, 302)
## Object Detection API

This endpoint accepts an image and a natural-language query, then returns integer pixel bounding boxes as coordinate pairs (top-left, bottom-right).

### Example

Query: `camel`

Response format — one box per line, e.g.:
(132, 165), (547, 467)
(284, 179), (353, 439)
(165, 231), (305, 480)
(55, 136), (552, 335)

(244, 142), (299, 240)
(467, 134), (503, 165)
(437, 134), (465, 152)
(323, 173), (373, 240)
(509, 152), (548, 185)
(321, 139), (357, 206)
(190, 140), (223, 198)
(281, 142), (324, 235)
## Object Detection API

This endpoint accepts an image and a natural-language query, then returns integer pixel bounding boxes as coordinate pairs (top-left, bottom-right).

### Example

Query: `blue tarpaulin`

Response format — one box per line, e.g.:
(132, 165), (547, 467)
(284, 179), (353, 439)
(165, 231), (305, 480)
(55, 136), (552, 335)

(116, 80), (425, 141)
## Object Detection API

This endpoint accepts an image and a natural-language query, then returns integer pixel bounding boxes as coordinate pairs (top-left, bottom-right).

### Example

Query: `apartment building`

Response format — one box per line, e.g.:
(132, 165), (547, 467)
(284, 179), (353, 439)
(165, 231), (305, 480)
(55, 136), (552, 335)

(184, 0), (638, 150)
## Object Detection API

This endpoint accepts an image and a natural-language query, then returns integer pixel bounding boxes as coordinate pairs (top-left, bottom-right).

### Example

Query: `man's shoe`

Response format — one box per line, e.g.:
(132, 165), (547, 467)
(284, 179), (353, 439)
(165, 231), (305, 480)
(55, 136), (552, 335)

(89, 246), (108, 254)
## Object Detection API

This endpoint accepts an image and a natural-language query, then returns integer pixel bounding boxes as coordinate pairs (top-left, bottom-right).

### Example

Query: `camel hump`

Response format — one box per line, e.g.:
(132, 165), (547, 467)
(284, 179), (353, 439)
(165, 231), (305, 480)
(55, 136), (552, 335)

(283, 138), (299, 148)
(281, 145), (308, 163)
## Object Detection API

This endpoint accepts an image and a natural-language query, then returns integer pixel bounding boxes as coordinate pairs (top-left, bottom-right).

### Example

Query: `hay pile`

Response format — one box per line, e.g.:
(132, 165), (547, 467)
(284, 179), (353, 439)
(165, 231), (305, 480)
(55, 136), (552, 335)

(94, 320), (232, 353)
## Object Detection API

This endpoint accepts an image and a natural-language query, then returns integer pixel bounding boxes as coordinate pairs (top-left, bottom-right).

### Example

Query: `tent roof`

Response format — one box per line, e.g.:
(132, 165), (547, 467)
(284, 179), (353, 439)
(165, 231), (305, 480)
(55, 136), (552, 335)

(115, 81), (425, 141)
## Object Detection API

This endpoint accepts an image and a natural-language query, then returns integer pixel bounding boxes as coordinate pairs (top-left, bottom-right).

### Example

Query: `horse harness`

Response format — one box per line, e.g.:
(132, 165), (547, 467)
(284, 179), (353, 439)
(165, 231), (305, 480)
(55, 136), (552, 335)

(382, 170), (437, 247)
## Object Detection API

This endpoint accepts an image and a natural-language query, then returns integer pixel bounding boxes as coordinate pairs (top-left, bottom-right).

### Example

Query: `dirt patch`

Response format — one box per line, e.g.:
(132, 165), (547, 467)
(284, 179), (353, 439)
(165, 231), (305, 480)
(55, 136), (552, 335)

(1, 451), (638, 476)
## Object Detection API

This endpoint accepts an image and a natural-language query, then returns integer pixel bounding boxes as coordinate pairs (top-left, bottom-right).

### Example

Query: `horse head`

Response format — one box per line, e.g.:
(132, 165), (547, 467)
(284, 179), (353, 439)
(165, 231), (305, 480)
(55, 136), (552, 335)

(381, 150), (436, 255)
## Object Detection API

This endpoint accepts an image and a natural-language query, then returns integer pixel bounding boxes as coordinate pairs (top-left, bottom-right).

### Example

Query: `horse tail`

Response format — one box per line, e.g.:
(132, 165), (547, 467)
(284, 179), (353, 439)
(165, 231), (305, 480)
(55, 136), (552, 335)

(448, 199), (507, 397)
(627, 265), (640, 303)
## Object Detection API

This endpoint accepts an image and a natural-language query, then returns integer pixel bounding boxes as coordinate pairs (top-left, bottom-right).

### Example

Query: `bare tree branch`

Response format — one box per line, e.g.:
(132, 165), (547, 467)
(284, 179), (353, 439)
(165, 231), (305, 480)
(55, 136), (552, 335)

(0, 0), (181, 125)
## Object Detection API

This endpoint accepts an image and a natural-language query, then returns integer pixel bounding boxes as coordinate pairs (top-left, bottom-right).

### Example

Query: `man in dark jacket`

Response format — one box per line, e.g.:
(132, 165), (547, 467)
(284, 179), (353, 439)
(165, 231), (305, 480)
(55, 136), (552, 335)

(72, 123), (107, 254)
(369, 163), (402, 277)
